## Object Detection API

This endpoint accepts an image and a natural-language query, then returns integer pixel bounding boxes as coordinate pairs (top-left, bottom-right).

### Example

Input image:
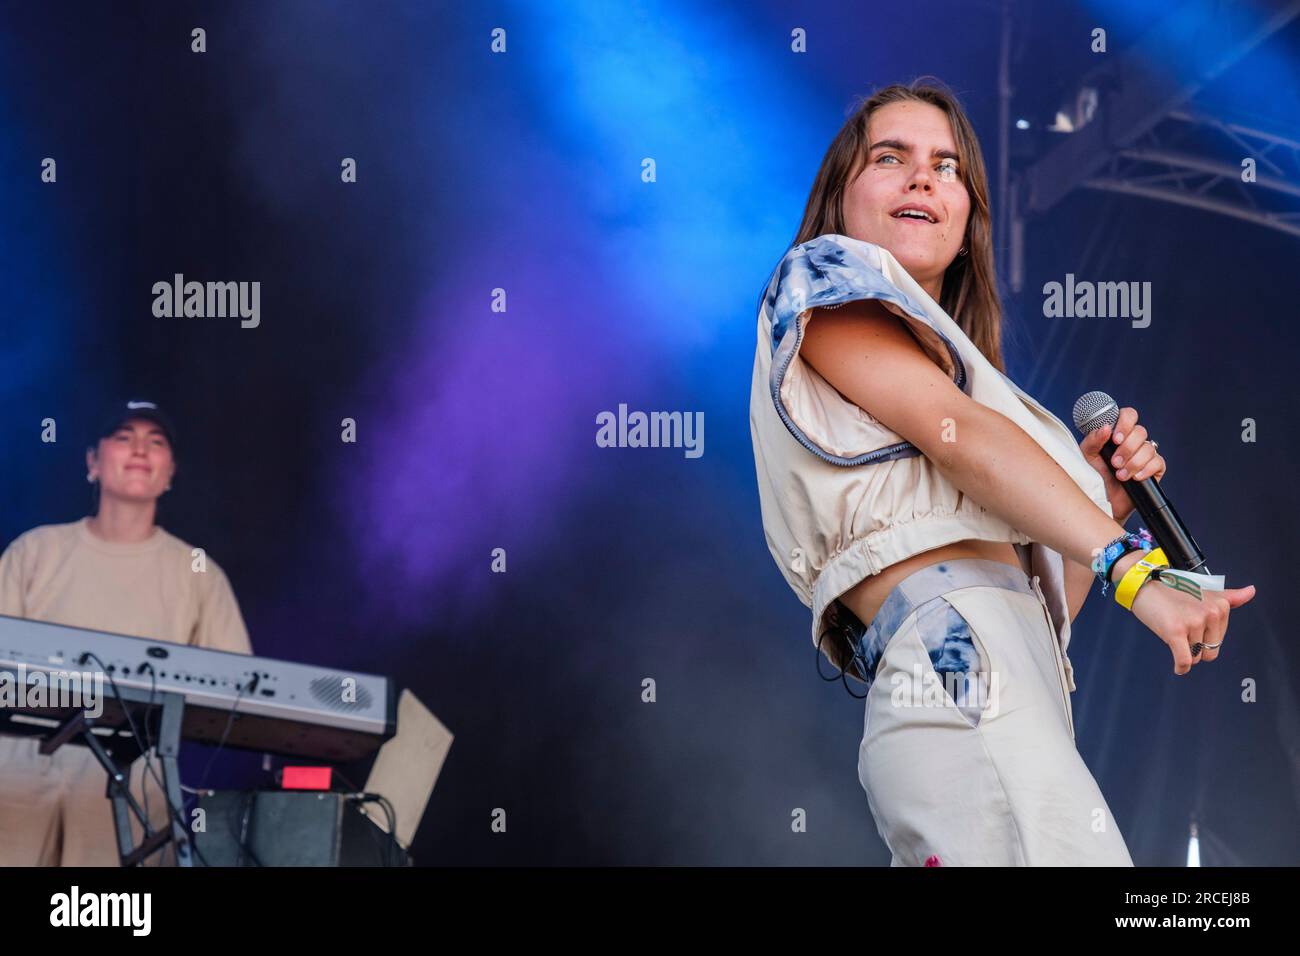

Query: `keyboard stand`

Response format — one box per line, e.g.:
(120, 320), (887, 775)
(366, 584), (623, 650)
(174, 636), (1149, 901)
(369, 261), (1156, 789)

(36, 687), (193, 868)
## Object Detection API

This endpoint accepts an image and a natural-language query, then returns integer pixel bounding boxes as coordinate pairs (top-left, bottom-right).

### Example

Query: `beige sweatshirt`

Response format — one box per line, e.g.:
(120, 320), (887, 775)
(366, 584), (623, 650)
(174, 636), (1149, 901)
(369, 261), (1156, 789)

(0, 518), (252, 655)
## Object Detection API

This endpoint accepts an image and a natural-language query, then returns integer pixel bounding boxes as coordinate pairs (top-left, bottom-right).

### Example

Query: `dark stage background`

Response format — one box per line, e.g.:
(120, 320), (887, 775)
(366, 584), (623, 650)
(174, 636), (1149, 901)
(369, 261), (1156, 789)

(1, 0), (1297, 865)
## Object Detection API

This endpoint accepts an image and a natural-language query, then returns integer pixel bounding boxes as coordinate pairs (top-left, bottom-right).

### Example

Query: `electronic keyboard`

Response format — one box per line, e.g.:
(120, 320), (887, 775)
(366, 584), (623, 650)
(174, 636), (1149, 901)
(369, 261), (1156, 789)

(0, 614), (395, 761)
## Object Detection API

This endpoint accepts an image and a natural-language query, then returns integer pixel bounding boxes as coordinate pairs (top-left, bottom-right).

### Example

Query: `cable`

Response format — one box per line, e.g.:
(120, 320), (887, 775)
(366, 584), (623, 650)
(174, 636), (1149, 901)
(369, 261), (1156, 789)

(815, 611), (870, 699)
(139, 663), (160, 844)
(84, 653), (190, 862)
(196, 683), (249, 791)
(334, 769), (405, 866)
(345, 792), (402, 866)
(82, 652), (211, 868)
(373, 794), (399, 866)
(233, 790), (265, 867)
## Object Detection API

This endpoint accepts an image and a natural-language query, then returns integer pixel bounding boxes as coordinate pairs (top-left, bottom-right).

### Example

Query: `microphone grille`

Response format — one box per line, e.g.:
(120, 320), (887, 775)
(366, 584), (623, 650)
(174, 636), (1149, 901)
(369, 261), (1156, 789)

(1072, 391), (1119, 434)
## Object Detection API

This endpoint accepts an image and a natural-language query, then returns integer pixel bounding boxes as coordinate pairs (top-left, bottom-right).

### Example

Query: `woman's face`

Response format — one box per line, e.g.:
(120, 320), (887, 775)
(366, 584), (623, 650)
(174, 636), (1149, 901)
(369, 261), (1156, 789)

(842, 100), (971, 298)
(87, 418), (176, 504)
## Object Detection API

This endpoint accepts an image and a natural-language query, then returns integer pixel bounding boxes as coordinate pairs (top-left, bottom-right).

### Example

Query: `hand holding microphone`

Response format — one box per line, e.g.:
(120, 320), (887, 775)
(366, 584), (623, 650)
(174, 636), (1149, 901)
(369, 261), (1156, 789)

(1072, 391), (1256, 675)
(1074, 391), (1209, 573)
(1078, 408), (1167, 519)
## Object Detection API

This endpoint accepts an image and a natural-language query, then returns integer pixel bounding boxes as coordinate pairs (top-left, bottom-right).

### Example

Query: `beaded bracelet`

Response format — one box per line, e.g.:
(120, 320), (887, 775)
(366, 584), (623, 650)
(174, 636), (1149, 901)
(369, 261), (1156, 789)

(1090, 527), (1155, 597)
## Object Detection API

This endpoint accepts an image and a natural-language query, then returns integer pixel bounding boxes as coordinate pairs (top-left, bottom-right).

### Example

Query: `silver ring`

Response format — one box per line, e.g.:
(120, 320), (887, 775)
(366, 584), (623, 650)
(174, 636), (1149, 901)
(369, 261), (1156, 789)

(1147, 439), (1158, 450)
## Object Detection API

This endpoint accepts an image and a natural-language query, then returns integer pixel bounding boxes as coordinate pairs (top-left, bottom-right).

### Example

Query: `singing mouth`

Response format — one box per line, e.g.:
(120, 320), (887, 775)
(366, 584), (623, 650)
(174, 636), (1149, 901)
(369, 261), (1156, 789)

(890, 204), (939, 223)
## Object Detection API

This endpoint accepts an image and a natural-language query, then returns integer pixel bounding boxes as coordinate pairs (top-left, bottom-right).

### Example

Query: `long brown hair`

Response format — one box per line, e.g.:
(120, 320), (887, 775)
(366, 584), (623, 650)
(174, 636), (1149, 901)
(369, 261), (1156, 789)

(791, 78), (1006, 374)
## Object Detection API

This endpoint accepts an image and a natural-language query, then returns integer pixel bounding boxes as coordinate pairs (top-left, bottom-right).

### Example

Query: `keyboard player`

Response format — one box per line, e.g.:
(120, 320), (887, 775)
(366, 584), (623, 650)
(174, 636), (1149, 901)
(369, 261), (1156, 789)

(0, 400), (253, 866)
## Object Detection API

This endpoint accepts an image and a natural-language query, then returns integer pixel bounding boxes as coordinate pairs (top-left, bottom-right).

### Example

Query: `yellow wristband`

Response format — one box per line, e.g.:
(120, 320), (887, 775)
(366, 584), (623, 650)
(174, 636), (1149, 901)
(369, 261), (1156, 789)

(1115, 547), (1168, 610)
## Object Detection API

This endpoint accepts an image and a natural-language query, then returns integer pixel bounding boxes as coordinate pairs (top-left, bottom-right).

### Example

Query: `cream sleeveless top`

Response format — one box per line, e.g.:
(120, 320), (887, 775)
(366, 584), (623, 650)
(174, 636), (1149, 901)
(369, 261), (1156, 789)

(748, 234), (1112, 688)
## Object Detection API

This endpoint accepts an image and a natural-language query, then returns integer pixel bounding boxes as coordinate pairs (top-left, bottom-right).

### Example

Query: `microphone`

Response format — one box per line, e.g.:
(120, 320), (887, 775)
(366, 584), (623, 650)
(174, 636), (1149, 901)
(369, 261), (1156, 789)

(1072, 391), (1210, 574)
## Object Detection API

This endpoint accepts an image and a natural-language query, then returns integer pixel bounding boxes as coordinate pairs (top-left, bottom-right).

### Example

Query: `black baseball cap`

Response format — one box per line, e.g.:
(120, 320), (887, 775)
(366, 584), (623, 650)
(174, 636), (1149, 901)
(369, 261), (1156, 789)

(91, 399), (178, 454)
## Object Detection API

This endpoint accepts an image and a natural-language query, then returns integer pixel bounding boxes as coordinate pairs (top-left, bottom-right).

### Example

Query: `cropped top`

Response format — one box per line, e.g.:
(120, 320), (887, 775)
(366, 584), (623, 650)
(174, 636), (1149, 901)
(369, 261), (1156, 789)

(748, 234), (1113, 690)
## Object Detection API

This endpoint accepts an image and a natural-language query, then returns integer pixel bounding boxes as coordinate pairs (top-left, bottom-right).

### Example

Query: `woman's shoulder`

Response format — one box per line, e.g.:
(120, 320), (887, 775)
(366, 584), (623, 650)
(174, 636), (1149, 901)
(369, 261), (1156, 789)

(760, 233), (924, 335)
(765, 234), (892, 292)
(3, 519), (84, 556)
(759, 234), (925, 312)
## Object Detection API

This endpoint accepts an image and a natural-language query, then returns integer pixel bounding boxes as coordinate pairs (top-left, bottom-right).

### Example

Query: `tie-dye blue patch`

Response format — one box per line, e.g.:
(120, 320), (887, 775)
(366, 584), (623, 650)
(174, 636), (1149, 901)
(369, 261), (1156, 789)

(844, 595), (987, 723)
(913, 599), (982, 676)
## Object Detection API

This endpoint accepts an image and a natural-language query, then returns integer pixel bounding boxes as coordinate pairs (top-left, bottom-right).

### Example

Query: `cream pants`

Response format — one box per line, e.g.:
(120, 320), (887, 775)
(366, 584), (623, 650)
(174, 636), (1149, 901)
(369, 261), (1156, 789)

(855, 558), (1134, 866)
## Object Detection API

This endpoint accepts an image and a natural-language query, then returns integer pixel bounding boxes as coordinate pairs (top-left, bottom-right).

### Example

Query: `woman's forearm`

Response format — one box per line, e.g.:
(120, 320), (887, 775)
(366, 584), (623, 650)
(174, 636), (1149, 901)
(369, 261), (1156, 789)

(1063, 556), (1098, 623)
(1061, 499), (1133, 620)
(923, 402), (1127, 570)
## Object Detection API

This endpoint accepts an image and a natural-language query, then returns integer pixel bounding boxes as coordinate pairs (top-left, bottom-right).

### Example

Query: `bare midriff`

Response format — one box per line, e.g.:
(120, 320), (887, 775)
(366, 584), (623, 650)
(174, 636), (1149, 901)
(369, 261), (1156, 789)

(836, 538), (1024, 632)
